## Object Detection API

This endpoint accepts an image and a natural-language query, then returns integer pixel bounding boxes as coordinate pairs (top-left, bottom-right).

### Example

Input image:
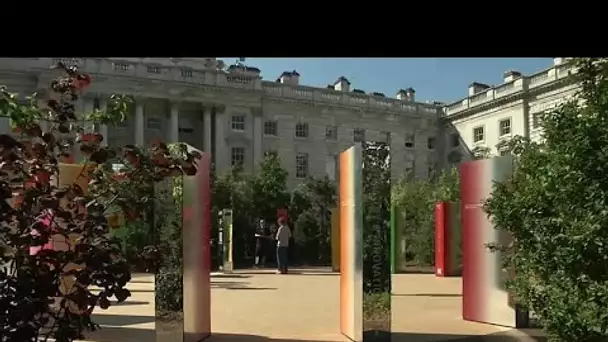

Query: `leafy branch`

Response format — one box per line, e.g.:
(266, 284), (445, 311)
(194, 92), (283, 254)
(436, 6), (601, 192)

(0, 62), (200, 342)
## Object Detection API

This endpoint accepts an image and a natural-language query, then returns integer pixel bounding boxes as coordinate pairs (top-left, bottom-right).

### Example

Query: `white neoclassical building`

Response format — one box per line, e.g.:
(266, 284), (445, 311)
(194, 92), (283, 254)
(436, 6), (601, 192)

(0, 58), (446, 187)
(444, 58), (578, 162)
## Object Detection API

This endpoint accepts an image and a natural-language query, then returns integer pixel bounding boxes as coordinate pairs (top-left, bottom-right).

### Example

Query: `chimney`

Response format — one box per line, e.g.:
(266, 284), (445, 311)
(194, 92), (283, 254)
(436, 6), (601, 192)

(276, 70), (299, 85)
(277, 71), (291, 84)
(503, 70), (522, 83)
(396, 87), (415, 102)
(290, 70), (300, 85)
(227, 64), (261, 77)
(334, 76), (351, 92)
(554, 57), (567, 66)
(468, 82), (490, 96)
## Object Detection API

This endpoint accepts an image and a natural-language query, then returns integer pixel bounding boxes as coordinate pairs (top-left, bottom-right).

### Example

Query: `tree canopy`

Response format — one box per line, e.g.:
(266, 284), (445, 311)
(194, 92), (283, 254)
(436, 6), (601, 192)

(485, 58), (608, 342)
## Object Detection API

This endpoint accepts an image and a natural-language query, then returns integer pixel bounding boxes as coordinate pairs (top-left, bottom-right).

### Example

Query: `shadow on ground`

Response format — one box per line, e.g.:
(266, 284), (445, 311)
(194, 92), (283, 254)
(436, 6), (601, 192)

(392, 293), (462, 298)
(211, 274), (252, 279)
(110, 300), (151, 306)
(127, 288), (155, 293)
(83, 326), (547, 342)
(92, 314), (154, 327)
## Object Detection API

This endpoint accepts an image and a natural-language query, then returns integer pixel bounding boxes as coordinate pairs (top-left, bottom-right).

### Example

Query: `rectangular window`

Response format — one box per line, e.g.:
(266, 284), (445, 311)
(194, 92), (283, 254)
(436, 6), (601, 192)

(473, 126), (485, 143)
(295, 122), (309, 138)
(264, 120), (278, 136)
(427, 137), (436, 150)
(113, 63), (131, 71)
(325, 125), (338, 141)
(428, 163), (436, 178)
(296, 153), (309, 179)
(147, 66), (162, 74)
(181, 69), (193, 78)
(405, 157), (415, 179)
(231, 147), (245, 167)
(381, 131), (391, 144)
(450, 133), (460, 147)
(532, 113), (541, 129)
(354, 128), (366, 142)
(231, 115), (245, 131)
(326, 154), (336, 180)
(499, 118), (511, 136)
(146, 117), (162, 130)
(178, 117), (194, 134)
(405, 133), (415, 148)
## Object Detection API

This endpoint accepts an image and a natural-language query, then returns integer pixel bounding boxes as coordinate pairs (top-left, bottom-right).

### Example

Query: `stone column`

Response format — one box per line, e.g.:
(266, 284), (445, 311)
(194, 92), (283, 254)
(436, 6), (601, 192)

(214, 105), (227, 173)
(135, 99), (145, 146)
(252, 109), (263, 170)
(97, 98), (109, 146)
(203, 106), (212, 153)
(169, 101), (180, 143)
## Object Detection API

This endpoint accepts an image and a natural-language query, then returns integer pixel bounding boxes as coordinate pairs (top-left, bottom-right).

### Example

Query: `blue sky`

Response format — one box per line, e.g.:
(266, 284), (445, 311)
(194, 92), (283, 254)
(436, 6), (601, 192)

(219, 58), (553, 103)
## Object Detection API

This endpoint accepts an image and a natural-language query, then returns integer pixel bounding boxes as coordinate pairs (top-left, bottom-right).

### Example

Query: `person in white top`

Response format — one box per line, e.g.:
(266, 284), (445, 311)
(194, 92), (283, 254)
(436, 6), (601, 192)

(275, 217), (292, 274)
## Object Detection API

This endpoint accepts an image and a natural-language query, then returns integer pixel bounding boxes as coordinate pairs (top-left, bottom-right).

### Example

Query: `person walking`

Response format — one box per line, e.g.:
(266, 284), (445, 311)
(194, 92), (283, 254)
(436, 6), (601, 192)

(275, 217), (292, 274)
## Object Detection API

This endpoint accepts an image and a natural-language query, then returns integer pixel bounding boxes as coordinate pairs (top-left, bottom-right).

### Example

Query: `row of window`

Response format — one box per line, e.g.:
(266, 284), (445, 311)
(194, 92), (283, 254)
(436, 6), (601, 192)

(235, 115), (436, 149)
(142, 117), (194, 133)
(137, 114), (437, 150)
(232, 148), (437, 180)
(145, 65), (194, 78)
(231, 148), (309, 178)
(472, 118), (512, 143)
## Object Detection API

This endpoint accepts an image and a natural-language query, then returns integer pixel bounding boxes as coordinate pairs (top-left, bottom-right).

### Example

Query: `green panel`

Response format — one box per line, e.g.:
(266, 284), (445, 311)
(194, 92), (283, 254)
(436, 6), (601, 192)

(391, 206), (407, 273)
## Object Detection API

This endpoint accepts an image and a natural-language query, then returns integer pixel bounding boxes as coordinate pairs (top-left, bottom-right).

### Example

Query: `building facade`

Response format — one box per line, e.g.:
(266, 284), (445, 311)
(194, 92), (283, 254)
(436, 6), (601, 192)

(0, 58), (444, 187)
(444, 58), (578, 162)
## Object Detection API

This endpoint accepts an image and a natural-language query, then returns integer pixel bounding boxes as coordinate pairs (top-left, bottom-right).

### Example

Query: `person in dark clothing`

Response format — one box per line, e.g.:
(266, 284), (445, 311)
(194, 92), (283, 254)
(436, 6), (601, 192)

(254, 219), (270, 268)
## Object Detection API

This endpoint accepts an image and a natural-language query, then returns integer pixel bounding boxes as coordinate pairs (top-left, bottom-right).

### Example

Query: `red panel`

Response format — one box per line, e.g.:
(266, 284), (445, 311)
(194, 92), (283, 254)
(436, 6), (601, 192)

(435, 201), (458, 277)
(460, 161), (485, 322)
(435, 202), (446, 277)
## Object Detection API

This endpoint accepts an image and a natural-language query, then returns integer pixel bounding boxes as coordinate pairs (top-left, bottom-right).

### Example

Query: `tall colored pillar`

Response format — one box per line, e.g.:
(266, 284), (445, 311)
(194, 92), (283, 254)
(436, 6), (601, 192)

(390, 204), (407, 274)
(460, 156), (529, 328)
(434, 201), (460, 277)
(156, 146), (211, 341)
(339, 142), (392, 342)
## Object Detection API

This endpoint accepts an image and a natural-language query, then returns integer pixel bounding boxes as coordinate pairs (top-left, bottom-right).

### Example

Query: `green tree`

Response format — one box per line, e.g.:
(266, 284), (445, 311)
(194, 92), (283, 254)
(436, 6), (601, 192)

(212, 167), (253, 267)
(290, 176), (337, 265)
(472, 146), (492, 159)
(484, 58), (608, 342)
(248, 154), (289, 223)
(391, 167), (459, 268)
(154, 175), (184, 315)
(0, 63), (199, 341)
